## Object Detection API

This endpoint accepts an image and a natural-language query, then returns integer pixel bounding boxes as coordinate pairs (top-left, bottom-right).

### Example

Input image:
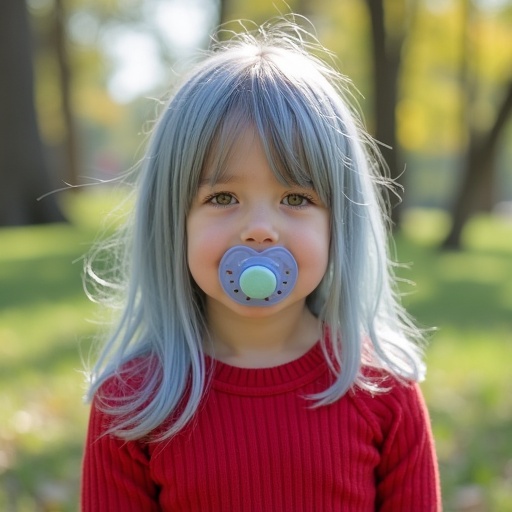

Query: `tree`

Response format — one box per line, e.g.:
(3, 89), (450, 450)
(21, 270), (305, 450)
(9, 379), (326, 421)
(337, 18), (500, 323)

(442, 77), (512, 249)
(52, 0), (80, 188)
(364, 0), (419, 227)
(442, 1), (512, 249)
(0, 0), (65, 225)
(218, 0), (229, 27)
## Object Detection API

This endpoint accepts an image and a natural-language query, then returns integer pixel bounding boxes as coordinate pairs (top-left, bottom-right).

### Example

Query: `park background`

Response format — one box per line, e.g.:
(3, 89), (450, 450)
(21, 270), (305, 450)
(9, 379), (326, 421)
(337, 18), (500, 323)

(1, 0), (511, 510)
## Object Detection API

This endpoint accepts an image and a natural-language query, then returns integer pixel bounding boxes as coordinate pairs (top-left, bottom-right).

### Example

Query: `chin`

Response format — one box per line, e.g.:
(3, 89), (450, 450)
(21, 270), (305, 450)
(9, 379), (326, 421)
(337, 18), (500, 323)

(215, 295), (307, 321)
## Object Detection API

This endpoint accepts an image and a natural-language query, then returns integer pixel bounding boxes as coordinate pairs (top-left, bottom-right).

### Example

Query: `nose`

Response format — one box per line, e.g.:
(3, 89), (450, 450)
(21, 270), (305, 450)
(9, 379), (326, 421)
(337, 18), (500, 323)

(240, 207), (279, 245)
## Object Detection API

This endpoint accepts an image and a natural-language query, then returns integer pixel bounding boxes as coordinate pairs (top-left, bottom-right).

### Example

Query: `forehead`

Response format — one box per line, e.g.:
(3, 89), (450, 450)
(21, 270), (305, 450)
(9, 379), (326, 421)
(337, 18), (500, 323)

(201, 125), (259, 181)
(200, 127), (317, 194)
(201, 112), (314, 192)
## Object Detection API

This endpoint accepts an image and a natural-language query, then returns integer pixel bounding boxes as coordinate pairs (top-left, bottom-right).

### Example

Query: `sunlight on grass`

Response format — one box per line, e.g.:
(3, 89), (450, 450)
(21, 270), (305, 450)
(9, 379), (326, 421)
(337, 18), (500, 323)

(62, 185), (134, 233)
(401, 208), (452, 245)
(399, 208), (512, 511)
(1, 197), (511, 511)
(0, 190), (120, 512)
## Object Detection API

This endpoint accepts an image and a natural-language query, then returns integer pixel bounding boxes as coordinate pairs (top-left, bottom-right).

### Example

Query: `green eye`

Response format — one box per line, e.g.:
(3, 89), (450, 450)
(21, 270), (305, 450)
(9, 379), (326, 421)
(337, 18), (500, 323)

(285, 194), (306, 206)
(213, 193), (234, 205)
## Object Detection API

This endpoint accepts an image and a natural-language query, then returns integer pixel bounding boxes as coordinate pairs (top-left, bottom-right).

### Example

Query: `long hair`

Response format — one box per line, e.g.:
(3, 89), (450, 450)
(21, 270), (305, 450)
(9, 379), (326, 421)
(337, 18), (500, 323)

(85, 18), (425, 441)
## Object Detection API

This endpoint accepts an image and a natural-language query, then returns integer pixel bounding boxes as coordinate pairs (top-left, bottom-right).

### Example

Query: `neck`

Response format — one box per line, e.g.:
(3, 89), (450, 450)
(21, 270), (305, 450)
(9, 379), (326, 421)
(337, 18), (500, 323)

(205, 300), (321, 368)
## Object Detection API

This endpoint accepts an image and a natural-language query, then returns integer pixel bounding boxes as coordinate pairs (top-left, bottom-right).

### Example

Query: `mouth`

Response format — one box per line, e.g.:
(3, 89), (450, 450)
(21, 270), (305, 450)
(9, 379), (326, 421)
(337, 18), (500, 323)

(218, 246), (298, 306)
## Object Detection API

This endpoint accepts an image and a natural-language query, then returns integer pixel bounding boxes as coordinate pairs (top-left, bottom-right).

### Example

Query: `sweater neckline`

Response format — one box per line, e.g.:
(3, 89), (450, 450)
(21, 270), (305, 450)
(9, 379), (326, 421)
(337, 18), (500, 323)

(207, 341), (328, 396)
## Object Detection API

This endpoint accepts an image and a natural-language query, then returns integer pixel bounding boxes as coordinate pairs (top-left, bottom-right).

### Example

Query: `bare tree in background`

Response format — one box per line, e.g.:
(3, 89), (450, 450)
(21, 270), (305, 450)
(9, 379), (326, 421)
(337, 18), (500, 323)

(53, 0), (80, 188)
(218, 0), (229, 27)
(442, 1), (512, 249)
(0, 0), (65, 225)
(364, 0), (411, 227)
(442, 78), (512, 249)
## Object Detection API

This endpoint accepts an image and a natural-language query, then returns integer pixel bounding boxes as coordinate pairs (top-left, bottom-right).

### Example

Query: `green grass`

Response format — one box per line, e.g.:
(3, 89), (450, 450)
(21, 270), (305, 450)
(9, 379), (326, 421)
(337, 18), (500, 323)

(0, 189), (127, 512)
(398, 209), (512, 511)
(1, 193), (511, 511)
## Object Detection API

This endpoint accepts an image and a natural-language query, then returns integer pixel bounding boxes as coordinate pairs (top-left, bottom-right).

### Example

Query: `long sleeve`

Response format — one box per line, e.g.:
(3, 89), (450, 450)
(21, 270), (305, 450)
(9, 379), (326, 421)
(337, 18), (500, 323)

(372, 383), (441, 511)
(81, 399), (160, 512)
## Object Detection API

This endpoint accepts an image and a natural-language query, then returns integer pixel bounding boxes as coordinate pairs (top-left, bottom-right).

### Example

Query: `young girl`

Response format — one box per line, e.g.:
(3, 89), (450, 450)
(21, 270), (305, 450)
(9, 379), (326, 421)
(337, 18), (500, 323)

(81, 18), (440, 511)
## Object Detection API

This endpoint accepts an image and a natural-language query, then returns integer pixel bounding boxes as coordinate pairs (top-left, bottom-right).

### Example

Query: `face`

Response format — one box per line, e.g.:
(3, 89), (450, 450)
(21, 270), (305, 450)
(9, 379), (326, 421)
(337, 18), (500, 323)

(186, 127), (330, 321)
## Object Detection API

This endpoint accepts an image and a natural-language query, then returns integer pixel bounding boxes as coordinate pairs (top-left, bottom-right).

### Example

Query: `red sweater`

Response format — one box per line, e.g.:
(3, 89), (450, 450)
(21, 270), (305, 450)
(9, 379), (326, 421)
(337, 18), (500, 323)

(81, 343), (440, 511)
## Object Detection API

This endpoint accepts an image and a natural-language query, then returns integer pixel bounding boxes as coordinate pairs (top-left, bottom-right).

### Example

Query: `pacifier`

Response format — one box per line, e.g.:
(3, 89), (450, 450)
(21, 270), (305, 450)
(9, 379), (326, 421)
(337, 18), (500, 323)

(219, 246), (298, 306)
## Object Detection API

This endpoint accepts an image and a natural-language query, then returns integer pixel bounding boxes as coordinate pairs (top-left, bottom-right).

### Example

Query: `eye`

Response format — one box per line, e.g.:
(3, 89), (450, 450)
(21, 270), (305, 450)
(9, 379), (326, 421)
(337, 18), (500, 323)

(208, 192), (237, 206)
(282, 193), (310, 207)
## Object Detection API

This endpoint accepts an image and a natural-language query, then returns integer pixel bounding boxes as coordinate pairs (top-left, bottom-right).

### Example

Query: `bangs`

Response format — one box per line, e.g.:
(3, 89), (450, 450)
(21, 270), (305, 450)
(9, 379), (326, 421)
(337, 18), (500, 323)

(200, 56), (337, 205)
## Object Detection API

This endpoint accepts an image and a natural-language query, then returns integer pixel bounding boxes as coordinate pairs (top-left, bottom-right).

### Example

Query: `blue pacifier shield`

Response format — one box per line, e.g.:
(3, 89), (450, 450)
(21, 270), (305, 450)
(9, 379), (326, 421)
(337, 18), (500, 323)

(219, 246), (298, 306)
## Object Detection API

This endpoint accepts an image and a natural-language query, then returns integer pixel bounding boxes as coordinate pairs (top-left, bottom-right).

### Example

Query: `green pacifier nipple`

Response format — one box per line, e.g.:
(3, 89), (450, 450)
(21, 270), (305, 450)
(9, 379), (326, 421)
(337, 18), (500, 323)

(239, 265), (277, 299)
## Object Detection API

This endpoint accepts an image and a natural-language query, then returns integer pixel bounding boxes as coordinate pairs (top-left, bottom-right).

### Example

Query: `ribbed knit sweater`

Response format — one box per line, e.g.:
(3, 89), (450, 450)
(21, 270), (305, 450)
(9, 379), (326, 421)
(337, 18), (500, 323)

(81, 342), (440, 511)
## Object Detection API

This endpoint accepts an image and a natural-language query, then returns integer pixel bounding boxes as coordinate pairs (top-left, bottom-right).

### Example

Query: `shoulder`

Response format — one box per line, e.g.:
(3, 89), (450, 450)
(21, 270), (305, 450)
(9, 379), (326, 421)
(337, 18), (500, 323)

(347, 369), (430, 444)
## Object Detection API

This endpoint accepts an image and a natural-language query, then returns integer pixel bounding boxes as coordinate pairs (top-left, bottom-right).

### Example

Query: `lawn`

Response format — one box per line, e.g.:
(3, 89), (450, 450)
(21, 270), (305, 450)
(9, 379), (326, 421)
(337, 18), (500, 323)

(398, 210), (512, 511)
(0, 190), (511, 511)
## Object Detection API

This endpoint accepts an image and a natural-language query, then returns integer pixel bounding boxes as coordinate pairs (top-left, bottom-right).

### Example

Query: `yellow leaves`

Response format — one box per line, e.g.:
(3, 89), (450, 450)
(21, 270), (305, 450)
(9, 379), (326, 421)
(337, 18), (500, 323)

(397, 91), (462, 154)
(397, 99), (430, 152)
(75, 86), (124, 126)
(472, 17), (512, 81)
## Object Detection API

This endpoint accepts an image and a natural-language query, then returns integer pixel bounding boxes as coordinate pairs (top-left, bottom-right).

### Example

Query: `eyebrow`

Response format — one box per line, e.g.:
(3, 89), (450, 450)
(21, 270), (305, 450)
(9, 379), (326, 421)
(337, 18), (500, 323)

(198, 173), (240, 187)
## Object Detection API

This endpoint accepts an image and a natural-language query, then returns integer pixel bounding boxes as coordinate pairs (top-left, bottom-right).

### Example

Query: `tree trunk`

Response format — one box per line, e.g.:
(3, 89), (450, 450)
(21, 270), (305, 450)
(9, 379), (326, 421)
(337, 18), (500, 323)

(365, 0), (405, 227)
(0, 0), (66, 225)
(442, 79), (512, 249)
(218, 0), (230, 27)
(295, 0), (315, 18)
(53, 0), (80, 187)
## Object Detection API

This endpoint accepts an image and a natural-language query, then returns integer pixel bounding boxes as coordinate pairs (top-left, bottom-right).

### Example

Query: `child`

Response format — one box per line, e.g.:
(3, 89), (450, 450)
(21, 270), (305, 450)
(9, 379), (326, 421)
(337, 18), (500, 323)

(81, 18), (441, 511)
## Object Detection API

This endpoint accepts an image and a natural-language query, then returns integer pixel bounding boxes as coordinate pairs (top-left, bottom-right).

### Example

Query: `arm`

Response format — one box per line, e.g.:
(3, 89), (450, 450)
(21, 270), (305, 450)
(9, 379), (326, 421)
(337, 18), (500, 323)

(81, 399), (160, 512)
(375, 383), (441, 511)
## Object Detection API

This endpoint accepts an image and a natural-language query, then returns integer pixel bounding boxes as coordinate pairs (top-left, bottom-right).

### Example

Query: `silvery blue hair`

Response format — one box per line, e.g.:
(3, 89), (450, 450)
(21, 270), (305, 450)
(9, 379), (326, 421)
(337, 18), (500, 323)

(86, 19), (425, 441)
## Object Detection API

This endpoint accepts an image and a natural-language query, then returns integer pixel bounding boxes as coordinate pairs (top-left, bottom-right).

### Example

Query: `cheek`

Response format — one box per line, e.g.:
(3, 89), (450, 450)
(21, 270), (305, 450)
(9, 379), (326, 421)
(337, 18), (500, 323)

(188, 222), (230, 260)
(301, 241), (329, 286)
(290, 214), (330, 289)
(186, 215), (230, 290)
